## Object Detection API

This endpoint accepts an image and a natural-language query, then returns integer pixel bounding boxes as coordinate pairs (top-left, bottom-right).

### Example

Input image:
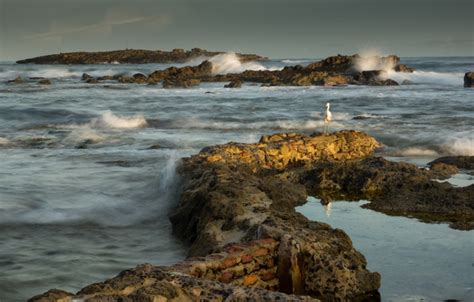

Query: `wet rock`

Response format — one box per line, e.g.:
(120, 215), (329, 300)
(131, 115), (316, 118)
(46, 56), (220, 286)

(7, 76), (24, 84)
(429, 162), (459, 179)
(96, 75), (115, 81)
(132, 73), (148, 84)
(394, 64), (415, 72)
(322, 74), (351, 86)
(428, 156), (474, 170)
(170, 131), (382, 300)
(38, 79), (51, 85)
(464, 72), (474, 87)
(85, 78), (98, 84)
(224, 79), (243, 88)
(81, 73), (93, 81)
(303, 156), (474, 230)
(17, 48), (267, 64)
(163, 77), (201, 88)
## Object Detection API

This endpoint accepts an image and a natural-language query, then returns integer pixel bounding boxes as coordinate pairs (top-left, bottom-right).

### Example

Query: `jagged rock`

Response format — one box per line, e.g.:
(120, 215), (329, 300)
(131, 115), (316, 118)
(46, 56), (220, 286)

(38, 79), (51, 85)
(85, 77), (98, 84)
(430, 162), (459, 179)
(170, 131), (382, 300)
(16, 48), (267, 64)
(464, 72), (474, 87)
(322, 74), (351, 86)
(224, 79), (243, 88)
(7, 76), (24, 84)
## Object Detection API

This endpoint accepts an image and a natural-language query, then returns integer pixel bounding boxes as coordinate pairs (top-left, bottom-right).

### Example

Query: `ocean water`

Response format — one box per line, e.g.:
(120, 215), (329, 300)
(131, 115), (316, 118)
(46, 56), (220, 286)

(0, 56), (473, 301)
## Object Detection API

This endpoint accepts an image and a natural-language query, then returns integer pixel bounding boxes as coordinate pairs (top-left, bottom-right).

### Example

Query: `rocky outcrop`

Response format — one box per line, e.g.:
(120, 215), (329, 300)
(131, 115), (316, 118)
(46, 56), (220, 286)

(79, 54), (413, 87)
(16, 48), (267, 64)
(464, 72), (474, 87)
(30, 131), (382, 302)
(428, 156), (474, 170)
(31, 131), (471, 301)
(303, 156), (474, 230)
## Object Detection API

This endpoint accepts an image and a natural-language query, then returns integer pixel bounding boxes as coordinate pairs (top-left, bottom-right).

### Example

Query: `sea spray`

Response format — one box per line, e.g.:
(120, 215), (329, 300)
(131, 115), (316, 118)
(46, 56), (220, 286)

(209, 53), (267, 74)
(90, 111), (148, 129)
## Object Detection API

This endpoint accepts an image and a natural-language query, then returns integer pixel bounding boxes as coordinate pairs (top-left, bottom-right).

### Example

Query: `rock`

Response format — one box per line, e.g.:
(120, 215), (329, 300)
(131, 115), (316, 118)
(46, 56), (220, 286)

(430, 162), (459, 179)
(7, 76), (24, 84)
(464, 72), (474, 87)
(394, 64), (415, 72)
(16, 49), (267, 64)
(428, 156), (474, 170)
(28, 289), (73, 302)
(224, 79), (243, 88)
(38, 79), (51, 85)
(81, 73), (93, 81)
(132, 73), (148, 84)
(85, 77), (98, 84)
(96, 75), (114, 81)
(322, 74), (351, 86)
(163, 77), (201, 88)
(170, 131), (382, 300)
(304, 156), (474, 230)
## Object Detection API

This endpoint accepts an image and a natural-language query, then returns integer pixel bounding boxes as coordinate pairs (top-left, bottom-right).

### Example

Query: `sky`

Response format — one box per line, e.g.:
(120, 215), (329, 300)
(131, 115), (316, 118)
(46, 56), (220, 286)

(0, 0), (473, 61)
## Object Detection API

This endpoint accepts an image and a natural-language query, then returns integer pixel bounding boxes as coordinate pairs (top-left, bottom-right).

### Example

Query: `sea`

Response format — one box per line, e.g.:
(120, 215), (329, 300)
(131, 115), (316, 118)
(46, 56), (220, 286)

(0, 55), (473, 301)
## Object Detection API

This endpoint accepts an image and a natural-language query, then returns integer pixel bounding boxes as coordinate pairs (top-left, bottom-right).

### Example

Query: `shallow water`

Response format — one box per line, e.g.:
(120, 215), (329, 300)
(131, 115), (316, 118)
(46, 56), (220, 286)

(296, 197), (474, 302)
(0, 56), (473, 301)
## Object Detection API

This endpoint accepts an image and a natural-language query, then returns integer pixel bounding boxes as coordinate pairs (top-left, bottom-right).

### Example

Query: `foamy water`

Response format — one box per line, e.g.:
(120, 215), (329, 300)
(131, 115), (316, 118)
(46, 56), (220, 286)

(0, 56), (473, 301)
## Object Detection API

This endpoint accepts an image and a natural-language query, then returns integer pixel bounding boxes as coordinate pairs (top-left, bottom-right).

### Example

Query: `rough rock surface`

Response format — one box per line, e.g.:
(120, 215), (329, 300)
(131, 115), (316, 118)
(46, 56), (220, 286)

(428, 156), (474, 170)
(464, 72), (474, 87)
(17, 48), (266, 64)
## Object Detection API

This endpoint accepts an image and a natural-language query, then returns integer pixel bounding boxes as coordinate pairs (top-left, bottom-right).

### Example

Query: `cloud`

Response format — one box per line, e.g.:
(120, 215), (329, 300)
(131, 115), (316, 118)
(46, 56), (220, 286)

(23, 15), (170, 40)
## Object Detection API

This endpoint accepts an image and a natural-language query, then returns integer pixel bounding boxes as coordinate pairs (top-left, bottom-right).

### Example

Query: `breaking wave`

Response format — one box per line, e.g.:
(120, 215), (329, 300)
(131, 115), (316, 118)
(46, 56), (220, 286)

(444, 137), (474, 156)
(89, 111), (148, 129)
(384, 70), (464, 86)
(396, 147), (439, 157)
(209, 53), (268, 74)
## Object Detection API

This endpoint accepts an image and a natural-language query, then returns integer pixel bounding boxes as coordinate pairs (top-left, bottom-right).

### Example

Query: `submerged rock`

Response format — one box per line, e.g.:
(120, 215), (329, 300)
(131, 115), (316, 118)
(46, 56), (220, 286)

(38, 79), (51, 85)
(224, 79), (243, 88)
(7, 76), (25, 84)
(464, 72), (474, 87)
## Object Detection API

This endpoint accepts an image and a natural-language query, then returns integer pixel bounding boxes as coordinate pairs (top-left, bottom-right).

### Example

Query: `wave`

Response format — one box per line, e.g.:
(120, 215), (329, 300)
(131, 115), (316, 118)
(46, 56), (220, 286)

(64, 128), (105, 144)
(395, 147), (439, 157)
(444, 137), (474, 156)
(209, 53), (268, 74)
(171, 117), (345, 131)
(384, 70), (463, 86)
(0, 137), (10, 145)
(89, 111), (147, 129)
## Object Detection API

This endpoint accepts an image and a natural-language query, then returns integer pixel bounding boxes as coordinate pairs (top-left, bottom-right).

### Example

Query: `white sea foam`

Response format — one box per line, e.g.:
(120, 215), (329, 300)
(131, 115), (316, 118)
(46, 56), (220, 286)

(396, 147), (439, 157)
(64, 128), (104, 144)
(444, 137), (474, 156)
(27, 68), (82, 79)
(384, 70), (463, 86)
(354, 49), (396, 72)
(0, 137), (10, 145)
(90, 111), (147, 129)
(209, 53), (268, 74)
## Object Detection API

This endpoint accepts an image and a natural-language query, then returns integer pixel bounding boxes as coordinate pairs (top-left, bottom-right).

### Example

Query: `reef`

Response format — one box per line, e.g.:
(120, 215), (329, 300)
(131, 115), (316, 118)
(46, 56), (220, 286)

(16, 48), (266, 64)
(29, 131), (472, 302)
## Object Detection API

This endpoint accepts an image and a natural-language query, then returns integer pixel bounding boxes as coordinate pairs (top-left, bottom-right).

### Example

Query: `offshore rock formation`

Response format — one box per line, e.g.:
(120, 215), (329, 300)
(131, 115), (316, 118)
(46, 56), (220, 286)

(77, 54), (413, 87)
(31, 131), (471, 301)
(464, 72), (474, 87)
(16, 48), (266, 64)
(30, 131), (382, 302)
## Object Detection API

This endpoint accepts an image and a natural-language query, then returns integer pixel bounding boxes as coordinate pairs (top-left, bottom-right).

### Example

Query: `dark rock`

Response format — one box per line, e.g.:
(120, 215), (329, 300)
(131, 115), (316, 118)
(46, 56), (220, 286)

(428, 156), (474, 170)
(132, 73), (148, 84)
(7, 76), (24, 84)
(394, 64), (415, 72)
(464, 72), (474, 87)
(16, 48), (267, 64)
(96, 75), (114, 81)
(85, 78), (98, 84)
(163, 77), (201, 88)
(430, 162), (459, 179)
(38, 79), (51, 85)
(81, 73), (93, 80)
(224, 79), (242, 88)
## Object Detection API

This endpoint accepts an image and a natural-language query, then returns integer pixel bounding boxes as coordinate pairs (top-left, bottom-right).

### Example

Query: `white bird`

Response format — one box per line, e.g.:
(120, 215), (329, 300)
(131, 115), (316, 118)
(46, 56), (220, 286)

(323, 102), (332, 133)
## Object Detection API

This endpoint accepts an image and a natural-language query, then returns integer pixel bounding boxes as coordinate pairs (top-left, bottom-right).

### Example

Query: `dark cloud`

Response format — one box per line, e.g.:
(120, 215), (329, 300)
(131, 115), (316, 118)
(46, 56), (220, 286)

(0, 0), (472, 61)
